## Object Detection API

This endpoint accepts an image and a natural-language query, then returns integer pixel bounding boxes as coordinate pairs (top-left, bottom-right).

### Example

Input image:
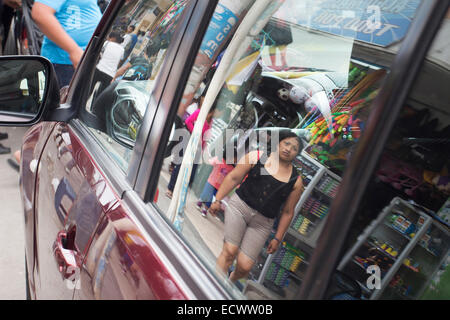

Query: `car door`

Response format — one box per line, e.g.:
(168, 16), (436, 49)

(60, 0), (227, 299)
(10, 0), (447, 301)
(33, 123), (119, 299)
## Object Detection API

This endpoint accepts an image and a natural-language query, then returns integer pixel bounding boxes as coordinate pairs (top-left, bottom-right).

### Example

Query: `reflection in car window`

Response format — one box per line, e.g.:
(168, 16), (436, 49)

(337, 11), (450, 300)
(152, 0), (423, 299)
(81, 0), (187, 171)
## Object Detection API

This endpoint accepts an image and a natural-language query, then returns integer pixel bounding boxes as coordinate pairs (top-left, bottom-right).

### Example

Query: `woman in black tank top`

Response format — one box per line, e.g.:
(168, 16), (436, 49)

(209, 131), (305, 283)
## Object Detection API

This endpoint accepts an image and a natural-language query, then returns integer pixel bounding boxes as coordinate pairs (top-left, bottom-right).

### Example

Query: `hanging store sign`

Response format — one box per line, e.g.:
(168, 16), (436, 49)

(280, 0), (422, 47)
(200, 2), (238, 59)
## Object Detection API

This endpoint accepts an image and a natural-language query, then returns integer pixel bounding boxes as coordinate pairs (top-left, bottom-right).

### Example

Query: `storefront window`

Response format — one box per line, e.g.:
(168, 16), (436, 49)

(153, 0), (424, 299)
(336, 10), (450, 300)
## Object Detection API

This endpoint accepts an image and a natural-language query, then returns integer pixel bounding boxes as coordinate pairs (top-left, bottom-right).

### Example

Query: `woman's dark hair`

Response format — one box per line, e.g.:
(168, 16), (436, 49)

(277, 130), (303, 153)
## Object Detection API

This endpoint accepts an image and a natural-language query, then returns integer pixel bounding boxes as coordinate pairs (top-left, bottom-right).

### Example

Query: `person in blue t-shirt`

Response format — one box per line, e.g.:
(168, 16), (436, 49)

(119, 25), (138, 65)
(32, 0), (101, 88)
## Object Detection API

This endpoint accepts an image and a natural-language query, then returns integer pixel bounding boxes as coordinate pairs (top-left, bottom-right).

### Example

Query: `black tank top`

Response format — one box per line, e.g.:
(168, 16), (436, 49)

(236, 158), (299, 219)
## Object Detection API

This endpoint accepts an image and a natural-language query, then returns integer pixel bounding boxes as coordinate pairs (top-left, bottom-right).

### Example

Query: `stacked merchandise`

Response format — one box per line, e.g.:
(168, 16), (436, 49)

(437, 198), (450, 224)
(293, 155), (320, 187)
(265, 242), (305, 288)
(290, 171), (339, 238)
(291, 196), (330, 236)
(316, 175), (340, 198)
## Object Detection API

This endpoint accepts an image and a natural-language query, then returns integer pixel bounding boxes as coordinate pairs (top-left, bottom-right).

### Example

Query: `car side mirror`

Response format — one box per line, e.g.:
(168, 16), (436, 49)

(0, 56), (60, 126)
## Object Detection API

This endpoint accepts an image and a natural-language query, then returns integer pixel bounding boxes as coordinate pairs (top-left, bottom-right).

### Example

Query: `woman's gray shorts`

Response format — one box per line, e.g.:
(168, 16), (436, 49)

(224, 193), (275, 262)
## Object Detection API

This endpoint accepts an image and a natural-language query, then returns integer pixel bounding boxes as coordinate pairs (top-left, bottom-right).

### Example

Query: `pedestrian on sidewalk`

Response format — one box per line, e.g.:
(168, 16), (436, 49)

(91, 31), (124, 98)
(8, 0), (102, 171)
(32, 0), (102, 88)
(210, 131), (304, 283)
(0, 0), (22, 155)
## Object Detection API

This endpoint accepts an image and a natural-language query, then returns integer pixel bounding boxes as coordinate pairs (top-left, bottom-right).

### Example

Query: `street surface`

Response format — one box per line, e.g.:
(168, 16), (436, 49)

(0, 126), (28, 300)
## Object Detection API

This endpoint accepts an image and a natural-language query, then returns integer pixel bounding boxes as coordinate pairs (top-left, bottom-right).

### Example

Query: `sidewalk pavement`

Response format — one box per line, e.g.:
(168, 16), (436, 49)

(0, 126), (28, 300)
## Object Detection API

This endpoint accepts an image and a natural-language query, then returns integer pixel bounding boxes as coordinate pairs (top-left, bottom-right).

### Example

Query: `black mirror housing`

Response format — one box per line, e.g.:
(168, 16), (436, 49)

(0, 55), (60, 127)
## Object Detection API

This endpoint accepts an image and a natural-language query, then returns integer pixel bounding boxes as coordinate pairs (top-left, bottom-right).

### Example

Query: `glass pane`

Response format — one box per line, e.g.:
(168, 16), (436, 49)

(81, 0), (188, 171)
(153, 0), (423, 299)
(336, 9), (450, 300)
(0, 59), (47, 122)
(387, 223), (449, 300)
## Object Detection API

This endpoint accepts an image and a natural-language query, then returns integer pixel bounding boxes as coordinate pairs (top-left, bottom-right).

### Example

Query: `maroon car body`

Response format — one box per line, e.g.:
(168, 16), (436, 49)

(0, 0), (448, 301)
(17, 0), (229, 300)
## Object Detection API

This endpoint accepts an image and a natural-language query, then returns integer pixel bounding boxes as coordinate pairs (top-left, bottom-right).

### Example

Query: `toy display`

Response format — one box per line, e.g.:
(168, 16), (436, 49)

(437, 197), (450, 224)
(288, 153), (341, 242)
(293, 155), (320, 187)
(265, 242), (306, 289)
(301, 61), (387, 173)
(338, 197), (450, 300)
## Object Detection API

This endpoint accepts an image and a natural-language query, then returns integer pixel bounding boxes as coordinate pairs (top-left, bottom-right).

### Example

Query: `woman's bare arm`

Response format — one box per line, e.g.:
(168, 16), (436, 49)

(208, 150), (259, 214)
(32, 3), (83, 67)
(267, 177), (304, 254)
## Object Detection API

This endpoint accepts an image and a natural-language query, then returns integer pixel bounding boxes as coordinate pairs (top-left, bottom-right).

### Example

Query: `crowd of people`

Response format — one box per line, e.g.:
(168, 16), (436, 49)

(0, 0), (21, 156)
(0, 0), (144, 169)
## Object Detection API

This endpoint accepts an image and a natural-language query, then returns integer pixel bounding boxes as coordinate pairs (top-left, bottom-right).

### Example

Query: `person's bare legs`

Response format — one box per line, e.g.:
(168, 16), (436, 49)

(229, 251), (254, 282)
(216, 242), (239, 276)
(14, 149), (21, 163)
(7, 149), (21, 172)
(269, 46), (277, 68)
(279, 45), (288, 67)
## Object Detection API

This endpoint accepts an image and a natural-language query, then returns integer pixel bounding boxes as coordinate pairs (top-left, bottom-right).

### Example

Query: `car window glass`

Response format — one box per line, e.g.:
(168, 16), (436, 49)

(80, 0), (188, 172)
(336, 10), (450, 300)
(152, 0), (423, 299)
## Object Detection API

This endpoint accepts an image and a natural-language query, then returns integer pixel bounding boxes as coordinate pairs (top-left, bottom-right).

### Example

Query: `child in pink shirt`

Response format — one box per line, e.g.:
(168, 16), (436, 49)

(196, 144), (238, 217)
(185, 108), (212, 149)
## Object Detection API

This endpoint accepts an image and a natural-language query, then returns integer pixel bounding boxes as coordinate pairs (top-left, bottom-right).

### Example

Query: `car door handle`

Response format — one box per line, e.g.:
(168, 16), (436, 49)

(53, 231), (81, 282)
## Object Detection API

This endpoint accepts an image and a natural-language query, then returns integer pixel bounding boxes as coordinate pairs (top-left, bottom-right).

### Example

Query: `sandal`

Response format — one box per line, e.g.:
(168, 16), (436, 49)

(7, 158), (19, 172)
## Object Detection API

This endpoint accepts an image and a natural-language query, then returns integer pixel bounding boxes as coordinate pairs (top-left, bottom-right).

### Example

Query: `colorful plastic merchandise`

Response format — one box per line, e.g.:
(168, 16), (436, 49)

(266, 264), (290, 288)
(302, 68), (387, 149)
(266, 243), (305, 287)
(316, 175), (340, 198)
(293, 156), (319, 187)
(292, 214), (315, 236)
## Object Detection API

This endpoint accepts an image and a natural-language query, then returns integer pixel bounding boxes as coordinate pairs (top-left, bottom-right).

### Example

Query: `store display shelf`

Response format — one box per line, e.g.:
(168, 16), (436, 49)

(366, 240), (398, 261)
(287, 270), (304, 283)
(352, 259), (390, 282)
(385, 289), (414, 300)
(271, 256), (310, 270)
(312, 186), (335, 200)
(352, 259), (368, 271)
(356, 280), (372, 295)
(417, 243), (438, 257)
(346, 262), (372, 295)
(381, 222), (414, 241)
(302, 209), (328, 221)
(263, 265), (304, 292)
(287, 227), (316, 248)
(400, 263), (420, 274)
(267, 266), (304, 284)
